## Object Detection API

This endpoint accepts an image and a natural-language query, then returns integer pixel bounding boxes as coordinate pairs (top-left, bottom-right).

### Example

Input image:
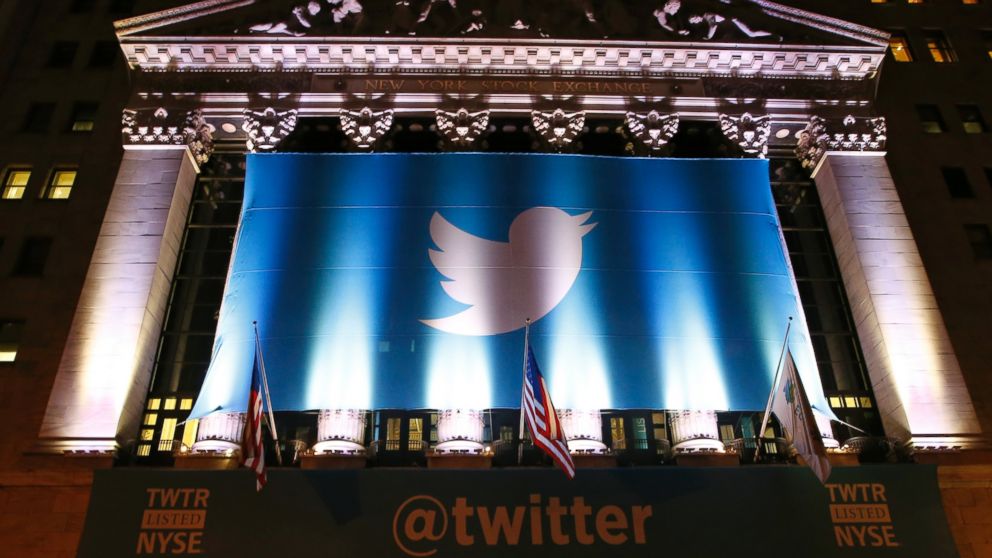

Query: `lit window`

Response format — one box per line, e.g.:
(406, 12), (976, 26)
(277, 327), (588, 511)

(916, 104), (946, 133)
(164, 397), (177, 410)
(45, 169), (76, 199)
(144, 413), (158, 426)
(180, 398), (193, 410)
(633, 417), (648, 449)
(160, 418), (178, 441)
(942, 167), (974, 198)
(923, 30), (957, 62)
(407, 417), (423, 450)
(859, 397), (873, 408)
(181, 419), (199, 450)
(888, 33), (913, 62)
(964, 224), (992, 259)
(147, 398), (161, 410)
(610, 416), (626, 450)
(69, 102), (97, 132)
(137, 444), (151, 457)
(962, 0), (980, 4)
(958, 105), (988, 133)
(0, 321), (24, 363)
(719, 424), (735, 443)
(829, 396), (843, 408)
(13, 237), (52, 277)
(140, 429), (154, 441)
(907, 0), (924, 4)
(385, 417), (401, 450)
(870, 0), (889, 3)
(844, 396), (859, 408)
(2, 169), (30, 200)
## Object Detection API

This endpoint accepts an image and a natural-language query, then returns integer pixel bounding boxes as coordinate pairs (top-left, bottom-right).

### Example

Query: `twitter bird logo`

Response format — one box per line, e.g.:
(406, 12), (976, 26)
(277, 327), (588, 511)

(421, 207), (597, 336)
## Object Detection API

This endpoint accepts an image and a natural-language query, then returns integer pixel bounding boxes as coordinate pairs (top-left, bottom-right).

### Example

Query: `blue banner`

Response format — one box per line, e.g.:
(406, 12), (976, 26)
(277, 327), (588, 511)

(191, 153), (826, 415)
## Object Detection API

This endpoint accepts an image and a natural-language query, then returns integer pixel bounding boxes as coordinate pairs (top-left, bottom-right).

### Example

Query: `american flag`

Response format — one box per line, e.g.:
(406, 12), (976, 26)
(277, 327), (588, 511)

(241, 345), (266, 491)
(522, 344), (575, 479)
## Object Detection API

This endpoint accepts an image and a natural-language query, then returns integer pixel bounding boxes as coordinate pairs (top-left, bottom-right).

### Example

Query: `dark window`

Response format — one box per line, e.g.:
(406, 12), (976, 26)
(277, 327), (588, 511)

(888, 32), (913, 62)
(0, 320), (24, 363)
(69, 0), (96, 13)
(957, 105), (988, 133)
(108, 0), (136, 13)
(942, 167), (974, 198)
(964, 224), (992, 259)
(923, 30), (957, 62)
(89, 41), (119, 68)
(916, 104), (946, 133)
(46, 41), (78, 68)
(985, 167), (992, 187)
(68, 102), (98, 132)
(22, 103), (55, 133)
(13, 237), (52, 276)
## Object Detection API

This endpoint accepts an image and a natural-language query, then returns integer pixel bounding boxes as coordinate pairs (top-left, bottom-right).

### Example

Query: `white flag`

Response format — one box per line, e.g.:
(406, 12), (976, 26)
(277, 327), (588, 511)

(772, 350), (832, 484)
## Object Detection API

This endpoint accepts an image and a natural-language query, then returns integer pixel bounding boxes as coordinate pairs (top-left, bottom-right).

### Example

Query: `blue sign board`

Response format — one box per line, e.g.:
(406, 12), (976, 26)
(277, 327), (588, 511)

(190, 153), (826, 415)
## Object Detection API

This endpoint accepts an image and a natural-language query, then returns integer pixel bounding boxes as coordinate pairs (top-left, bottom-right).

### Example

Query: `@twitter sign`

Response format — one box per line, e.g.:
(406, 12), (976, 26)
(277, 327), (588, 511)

(190, 153), (828, 417)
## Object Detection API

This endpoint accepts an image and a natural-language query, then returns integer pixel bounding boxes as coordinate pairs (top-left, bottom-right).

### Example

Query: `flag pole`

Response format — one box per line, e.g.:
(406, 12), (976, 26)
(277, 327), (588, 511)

(253, 321), (283, 466)
(755, 317), (792, 463)
(518, 319), (531, 465)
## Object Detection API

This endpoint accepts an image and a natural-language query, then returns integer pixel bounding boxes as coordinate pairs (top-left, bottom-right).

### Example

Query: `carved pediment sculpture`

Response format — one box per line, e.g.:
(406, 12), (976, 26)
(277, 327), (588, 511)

(340, 107), (394, 149)
(435, 108), (489, 148)
(243, 107), (299, 152)
(626, 111), (680, 152)
(719, 112), (771, 157)
(532, 109), (585, 151)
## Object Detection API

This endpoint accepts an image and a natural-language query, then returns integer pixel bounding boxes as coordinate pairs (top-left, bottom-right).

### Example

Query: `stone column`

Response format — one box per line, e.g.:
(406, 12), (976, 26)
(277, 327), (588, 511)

(670, 410), (724, 452)
(558, 409), (607, 453)
(312, 409), (367, 454)
(797, 116), (982, 449)
(191, 411), (245, 453)
(435, 409), (484, 453)
(34, 107), (213, 454)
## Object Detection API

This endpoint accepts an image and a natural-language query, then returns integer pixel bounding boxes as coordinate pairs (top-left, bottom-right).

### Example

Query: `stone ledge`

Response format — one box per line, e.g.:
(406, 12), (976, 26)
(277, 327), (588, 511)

(300, 453), (367, 470)
(674, 452), (739, 467)
(427, 453), (492, 469)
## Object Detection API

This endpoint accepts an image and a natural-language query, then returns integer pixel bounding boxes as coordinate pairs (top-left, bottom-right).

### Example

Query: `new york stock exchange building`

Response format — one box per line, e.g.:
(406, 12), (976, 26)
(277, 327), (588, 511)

(1, 0), (991, 556)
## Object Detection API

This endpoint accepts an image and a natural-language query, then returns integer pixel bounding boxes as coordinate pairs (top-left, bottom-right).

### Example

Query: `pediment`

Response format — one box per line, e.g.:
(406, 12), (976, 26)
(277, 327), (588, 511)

(117, 0), (887, 47)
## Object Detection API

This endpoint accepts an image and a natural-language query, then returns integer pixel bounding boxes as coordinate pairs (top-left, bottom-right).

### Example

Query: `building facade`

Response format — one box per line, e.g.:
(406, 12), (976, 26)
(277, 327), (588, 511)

(0, 0), (990, 557)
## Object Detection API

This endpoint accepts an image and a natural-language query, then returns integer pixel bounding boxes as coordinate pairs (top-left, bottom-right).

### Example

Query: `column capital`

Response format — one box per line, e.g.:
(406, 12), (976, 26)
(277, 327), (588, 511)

(435, 108), (489, 148)
(121, 107), (214, 166)
(626, 111), (680, 152)
(243, 107), (299, 152)
(719, 112), (770, 158)
(795, 115), (887, 171)
(532, 108), (585, 151)
(340, 107), (394, 150)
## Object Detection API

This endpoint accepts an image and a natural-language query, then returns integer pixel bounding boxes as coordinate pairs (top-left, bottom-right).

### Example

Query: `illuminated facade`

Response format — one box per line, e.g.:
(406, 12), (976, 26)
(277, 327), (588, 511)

(1, 1), (991, 556)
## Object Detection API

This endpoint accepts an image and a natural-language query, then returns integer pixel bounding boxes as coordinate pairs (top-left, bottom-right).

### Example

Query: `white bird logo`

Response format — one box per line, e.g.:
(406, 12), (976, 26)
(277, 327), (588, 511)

(421, 207), (597, 336)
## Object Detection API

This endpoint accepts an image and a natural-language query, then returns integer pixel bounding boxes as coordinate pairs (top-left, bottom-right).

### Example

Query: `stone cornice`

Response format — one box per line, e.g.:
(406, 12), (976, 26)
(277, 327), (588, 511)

(118, 38), (884, 81)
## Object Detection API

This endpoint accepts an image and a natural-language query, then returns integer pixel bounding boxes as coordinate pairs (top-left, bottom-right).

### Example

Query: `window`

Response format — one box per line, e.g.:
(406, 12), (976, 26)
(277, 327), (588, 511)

(68, 102), (98, 132)
(22, 103), (55, 133)
(385, 417), (401, 450)
(45, 169), (76, 199)
(2, 169), (30, 200)
(958, 105), (988, 133)
(719, 424), (735, 443)
(13, 237), (52, 276)
(965, 224), (992, 258)
(983, 31), (992, 61)
(0, 321), (24, 362)
(985, 167), (992, 188)
(870, 0), (889, 3)
(888, 33), (913, 62)
(963, 0), (980, 4)
(407, 417), (423, 450)
(907, 0), (925, 3)
(610, 417), (626, 450)
(942, 167), (974, 198)
(632, 417), (648, 450)
(923, 30), (957, 62)
(917, 104), (946, 133)
(47, 41), (78, 68)
(89, 41), (119, 68)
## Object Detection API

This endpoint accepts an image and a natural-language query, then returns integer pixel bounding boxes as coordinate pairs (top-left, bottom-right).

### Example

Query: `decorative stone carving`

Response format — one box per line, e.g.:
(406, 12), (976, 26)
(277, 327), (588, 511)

(625, 111), (679, 151)
(532, 109), (585, 150)
(243, 107), (299, 152)
(795, 115), (887, 170)
(249, 0), (364, 36)
(435, 108), (489, 148)
(719, 112), (771, 157)
(121, 107), (214, 165)
(653, 0), (775, 41)
(340, 107), (394, 149)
